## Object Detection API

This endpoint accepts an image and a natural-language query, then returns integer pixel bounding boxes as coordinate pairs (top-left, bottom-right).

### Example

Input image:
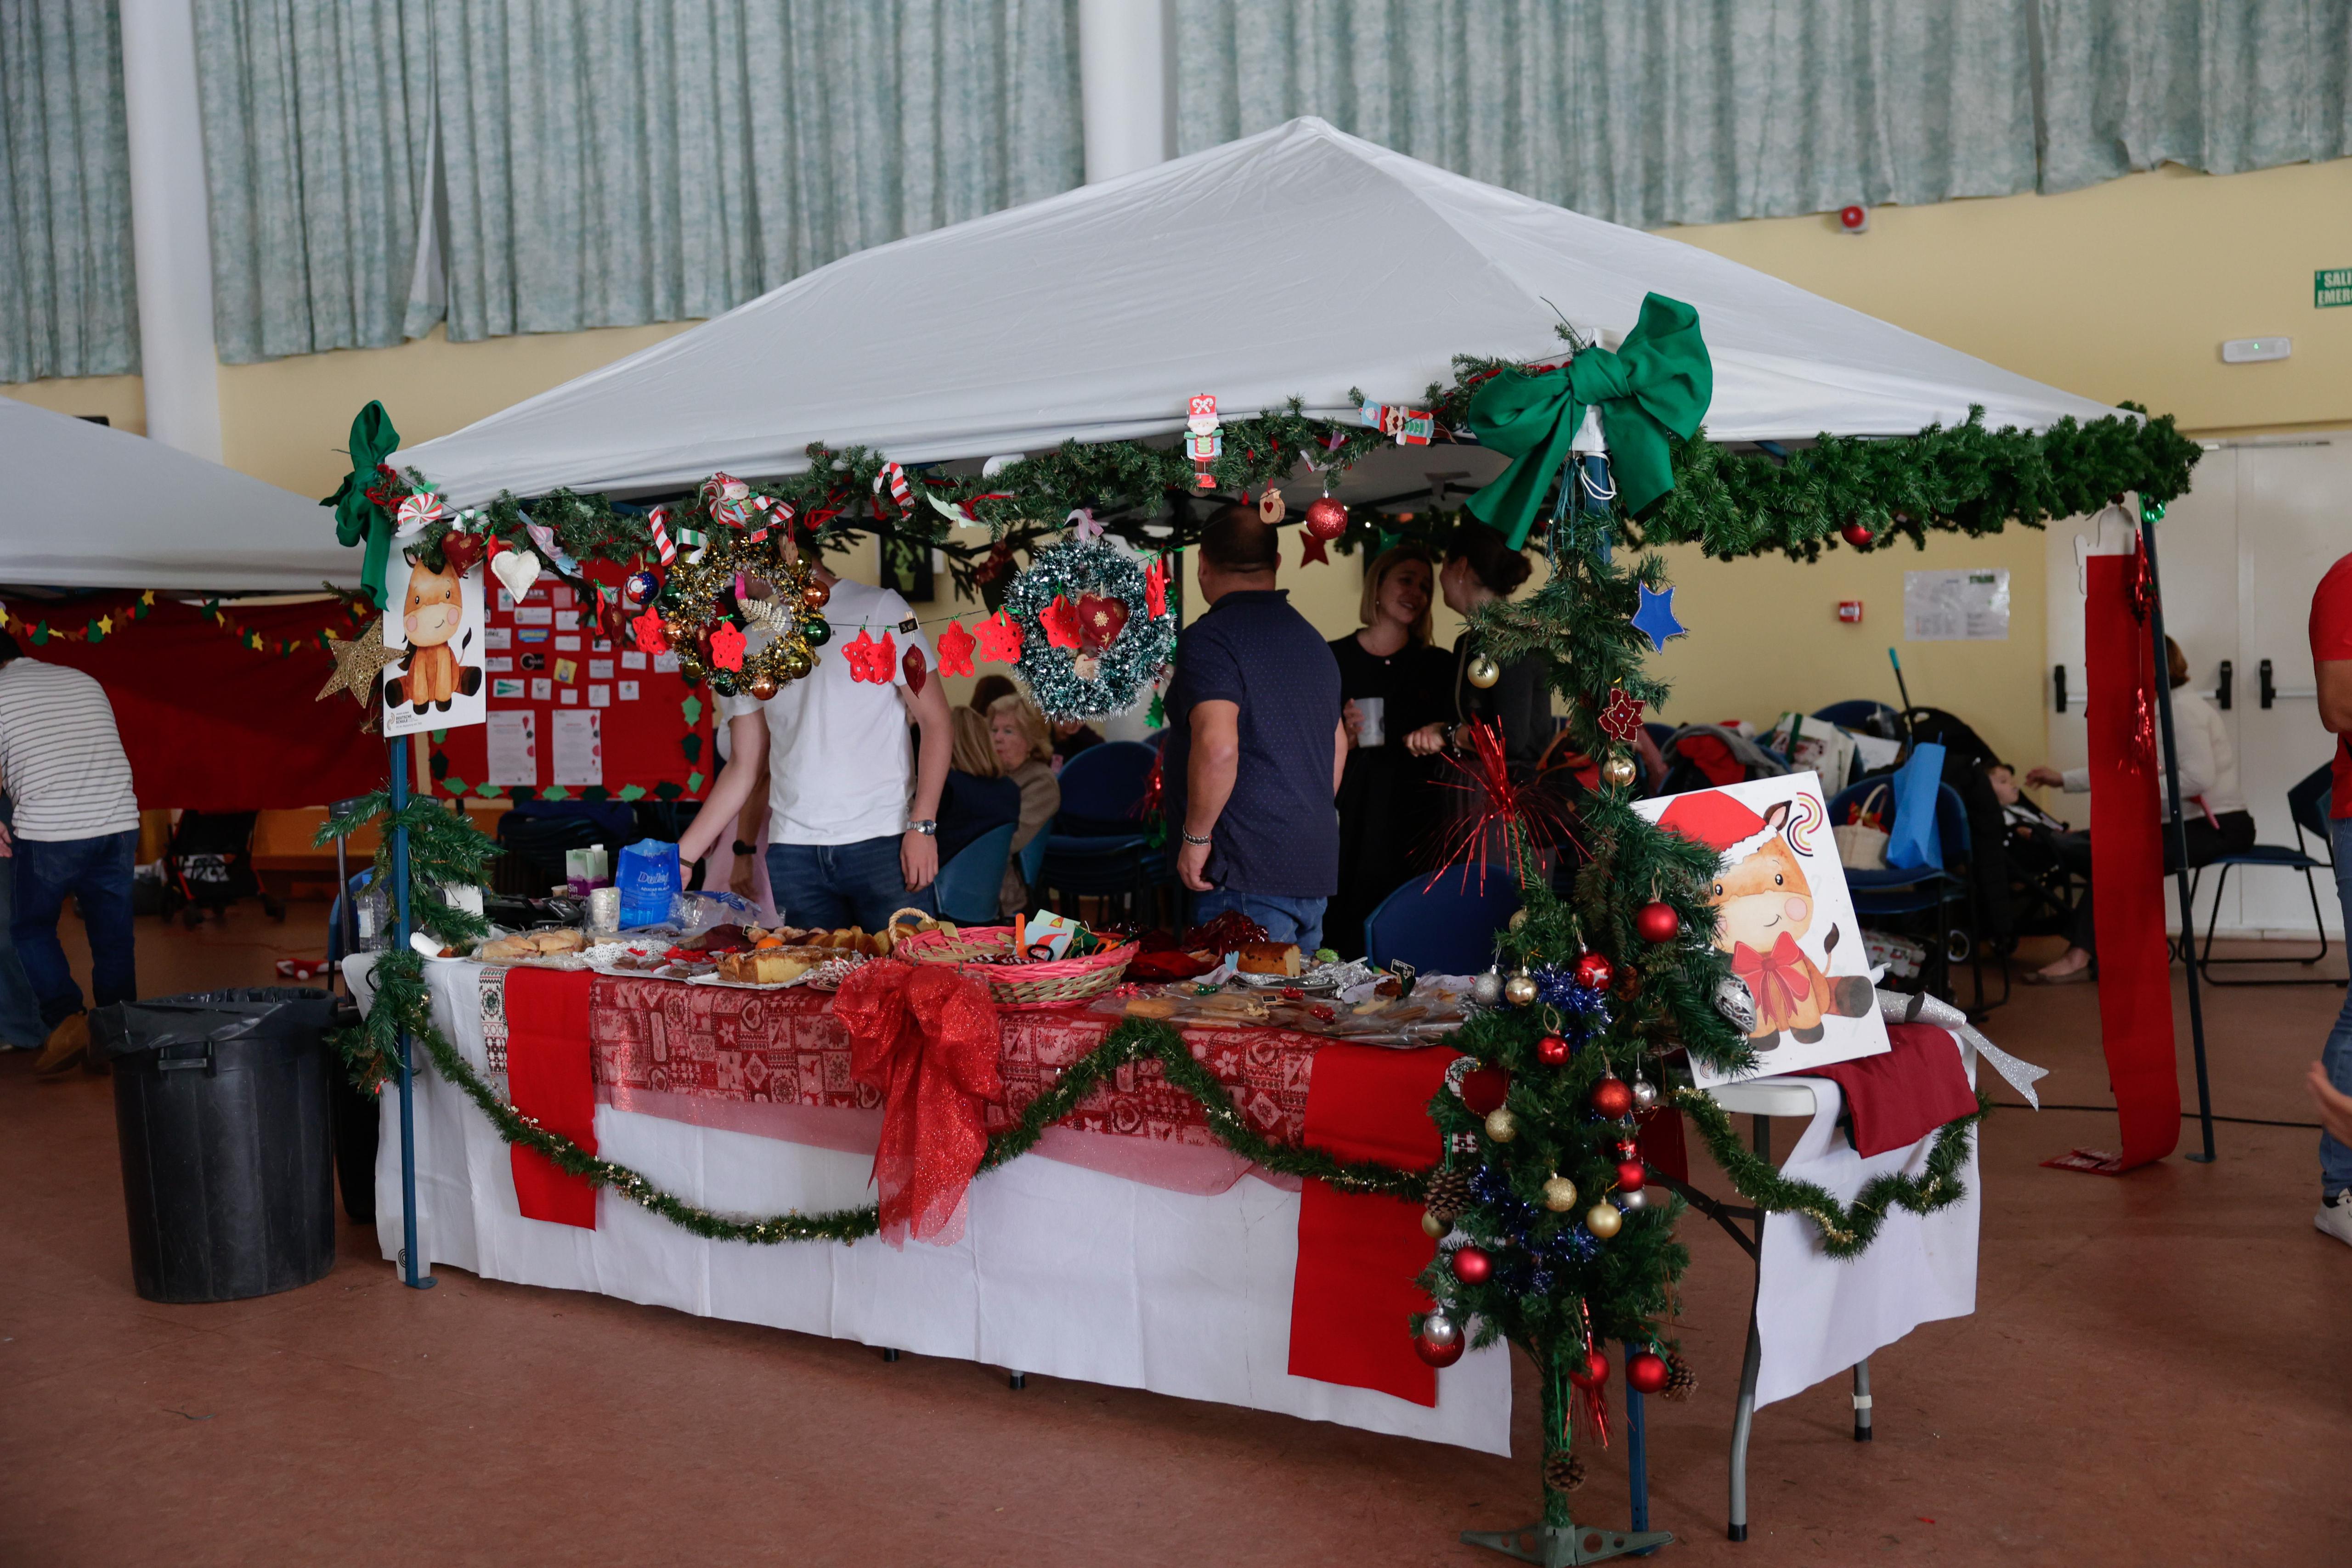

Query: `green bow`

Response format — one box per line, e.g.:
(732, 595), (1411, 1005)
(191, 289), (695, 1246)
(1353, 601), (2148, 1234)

(321, 401), (401, 609)
(1462, 293), (1712, 547)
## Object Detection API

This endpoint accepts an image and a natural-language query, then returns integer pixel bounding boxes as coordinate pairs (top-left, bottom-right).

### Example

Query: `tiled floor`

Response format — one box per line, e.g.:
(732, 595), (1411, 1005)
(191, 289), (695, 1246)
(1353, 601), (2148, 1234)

(3, 902), (2347, 1565)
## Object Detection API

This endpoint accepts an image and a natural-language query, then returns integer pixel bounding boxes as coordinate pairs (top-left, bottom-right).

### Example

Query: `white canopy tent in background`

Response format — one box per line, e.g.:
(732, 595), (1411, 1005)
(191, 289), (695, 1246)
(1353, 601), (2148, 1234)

(403, 117), (2120, 506)
(0, 396), (351, 592)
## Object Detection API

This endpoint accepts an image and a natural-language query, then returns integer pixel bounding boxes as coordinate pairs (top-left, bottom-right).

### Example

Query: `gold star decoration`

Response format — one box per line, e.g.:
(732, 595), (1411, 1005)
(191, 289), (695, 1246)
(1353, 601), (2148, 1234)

(317, 616), (394, 710)
(96, 615), (113, 636)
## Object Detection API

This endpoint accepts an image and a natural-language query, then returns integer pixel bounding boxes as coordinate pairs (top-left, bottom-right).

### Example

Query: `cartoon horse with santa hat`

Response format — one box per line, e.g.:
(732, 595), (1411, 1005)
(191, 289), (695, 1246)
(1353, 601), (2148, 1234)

(1658, 790), (1875, 1051)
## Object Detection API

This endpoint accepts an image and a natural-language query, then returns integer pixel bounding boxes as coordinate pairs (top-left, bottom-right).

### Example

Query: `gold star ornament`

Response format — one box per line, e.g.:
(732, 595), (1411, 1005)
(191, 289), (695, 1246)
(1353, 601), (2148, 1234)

(317, 617), (394, 708)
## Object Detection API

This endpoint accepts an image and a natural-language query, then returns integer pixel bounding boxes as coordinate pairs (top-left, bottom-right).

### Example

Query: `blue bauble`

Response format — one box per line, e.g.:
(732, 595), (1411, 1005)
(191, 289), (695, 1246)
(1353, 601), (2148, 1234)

(625, 570), (661, 607)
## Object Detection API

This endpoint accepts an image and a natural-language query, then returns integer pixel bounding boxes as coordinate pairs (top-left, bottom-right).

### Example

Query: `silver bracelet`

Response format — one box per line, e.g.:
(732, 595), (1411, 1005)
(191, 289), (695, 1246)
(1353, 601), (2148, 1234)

(1181, 829), (1213, 847)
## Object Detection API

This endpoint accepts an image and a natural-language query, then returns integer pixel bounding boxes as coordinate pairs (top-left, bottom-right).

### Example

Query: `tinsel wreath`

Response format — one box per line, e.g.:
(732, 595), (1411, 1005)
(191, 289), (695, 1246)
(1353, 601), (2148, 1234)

(647, 475), (822, 699)
(1001, 537), (1176, 721)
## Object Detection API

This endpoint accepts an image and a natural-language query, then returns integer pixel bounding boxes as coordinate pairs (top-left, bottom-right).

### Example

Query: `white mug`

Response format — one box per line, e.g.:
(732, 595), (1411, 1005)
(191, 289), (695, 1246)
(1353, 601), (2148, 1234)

(1355, 695), (1386, 748)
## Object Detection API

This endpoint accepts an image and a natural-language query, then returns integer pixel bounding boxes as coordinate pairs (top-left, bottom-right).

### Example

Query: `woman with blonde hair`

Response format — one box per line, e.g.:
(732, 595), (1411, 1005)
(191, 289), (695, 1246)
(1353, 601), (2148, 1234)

(988, 694), (1061, 916)
(933, 706), (1022, 868)
(1326, 541), (1453, 956)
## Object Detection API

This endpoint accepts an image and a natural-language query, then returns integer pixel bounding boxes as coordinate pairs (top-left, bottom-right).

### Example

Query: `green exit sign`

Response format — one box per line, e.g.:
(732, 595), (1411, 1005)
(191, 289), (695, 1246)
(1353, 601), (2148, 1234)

(2320, 267), (2352, 308)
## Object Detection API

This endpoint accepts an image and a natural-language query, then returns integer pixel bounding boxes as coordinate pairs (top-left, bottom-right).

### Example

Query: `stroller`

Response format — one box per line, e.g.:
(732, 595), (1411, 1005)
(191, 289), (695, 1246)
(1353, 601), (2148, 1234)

(160, 810), (285, 928)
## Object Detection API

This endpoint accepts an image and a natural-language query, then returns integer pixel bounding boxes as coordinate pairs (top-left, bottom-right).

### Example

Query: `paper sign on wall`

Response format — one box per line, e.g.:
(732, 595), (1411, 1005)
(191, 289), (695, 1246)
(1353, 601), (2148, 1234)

(485, 711), (537, 788)
(551, 710), (602, 788)
(1903, 569), (2009, 642)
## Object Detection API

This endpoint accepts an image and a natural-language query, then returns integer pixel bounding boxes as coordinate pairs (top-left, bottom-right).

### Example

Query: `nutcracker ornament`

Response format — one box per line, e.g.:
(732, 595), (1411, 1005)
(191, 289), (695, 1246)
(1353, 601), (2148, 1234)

(1186, 395), (1222, 490)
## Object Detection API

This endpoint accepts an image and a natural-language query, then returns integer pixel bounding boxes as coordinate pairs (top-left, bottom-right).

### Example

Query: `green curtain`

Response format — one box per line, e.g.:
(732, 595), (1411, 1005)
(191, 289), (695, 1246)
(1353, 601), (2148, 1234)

(1174, 0), (2352, 229)
(0, 0), (139, 383)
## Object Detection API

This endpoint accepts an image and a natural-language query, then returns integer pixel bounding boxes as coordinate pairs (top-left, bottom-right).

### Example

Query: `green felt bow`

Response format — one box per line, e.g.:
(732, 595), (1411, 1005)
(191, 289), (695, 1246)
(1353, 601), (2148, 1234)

(1462, 293), (1712, 547)
(321, 401), (401, 609)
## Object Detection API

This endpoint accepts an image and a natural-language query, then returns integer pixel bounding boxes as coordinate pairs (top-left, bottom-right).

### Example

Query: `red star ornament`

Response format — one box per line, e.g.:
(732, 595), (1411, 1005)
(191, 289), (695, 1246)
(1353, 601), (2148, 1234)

(632, 610), (669, 654)
(1144, 557), (1169, 618)
(1298, 527), (1330, 566)
(937, 620), (977, 677)
(1598, 687), (1644, 744)
(974, 610), (1023, 664)
(1040, 595), (1084, 651)
(710, 621), (746, 672)
(842, 628), (882, 682)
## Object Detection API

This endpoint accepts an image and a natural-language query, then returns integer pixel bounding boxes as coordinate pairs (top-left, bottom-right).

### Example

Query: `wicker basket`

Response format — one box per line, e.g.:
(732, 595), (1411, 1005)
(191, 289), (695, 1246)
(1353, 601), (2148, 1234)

(893, 925), (1137, 1010)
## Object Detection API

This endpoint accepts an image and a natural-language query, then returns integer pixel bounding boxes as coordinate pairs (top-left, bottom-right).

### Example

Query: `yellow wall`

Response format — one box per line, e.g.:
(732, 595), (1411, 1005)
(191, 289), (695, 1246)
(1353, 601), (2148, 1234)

(11, 157), (2352, 789)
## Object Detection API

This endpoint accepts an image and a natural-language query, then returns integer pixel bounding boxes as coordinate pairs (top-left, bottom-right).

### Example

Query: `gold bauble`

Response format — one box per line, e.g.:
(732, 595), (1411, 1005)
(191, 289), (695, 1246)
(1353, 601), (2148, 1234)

(1585, 1202), (1623, 1240)
(778, 643), (815, 679)
(1466, 654), (1501, 689)
(1421, 1208), (1449, 1239)
(678, 655), (707, 683)
(1503, 972), (1539, 1006)
(746, 673), (780, 700)
(1600, 753), (1639, 789)
(802, 579), (831, 610)
(1508, 908), (1528, 931)
(661, 617), (688, 644)
(1542, 1175), (1579, 1213)
(1484, 1106), (1520, 1143)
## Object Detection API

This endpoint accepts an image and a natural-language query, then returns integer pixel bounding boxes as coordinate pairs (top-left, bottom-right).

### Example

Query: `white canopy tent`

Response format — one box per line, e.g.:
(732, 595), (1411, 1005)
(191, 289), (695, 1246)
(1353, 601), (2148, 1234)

(403, 117), (2118, 507)
(0, 396), (353, 592)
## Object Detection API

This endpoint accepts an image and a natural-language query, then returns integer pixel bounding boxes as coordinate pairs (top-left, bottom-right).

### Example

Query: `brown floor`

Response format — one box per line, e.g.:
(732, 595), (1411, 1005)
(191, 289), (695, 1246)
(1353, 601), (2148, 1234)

(3, 903), (2348, 1567)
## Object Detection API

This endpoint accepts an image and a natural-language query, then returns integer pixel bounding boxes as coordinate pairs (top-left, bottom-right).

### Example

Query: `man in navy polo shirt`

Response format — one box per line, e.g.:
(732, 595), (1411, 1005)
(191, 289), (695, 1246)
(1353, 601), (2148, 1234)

(1165, 505), (1346, 951)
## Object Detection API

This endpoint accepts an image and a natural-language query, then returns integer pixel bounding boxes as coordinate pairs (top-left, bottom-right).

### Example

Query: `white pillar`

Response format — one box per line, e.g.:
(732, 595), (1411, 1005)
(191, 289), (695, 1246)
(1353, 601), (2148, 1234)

(1078, 0), (1176, 184)
(119, 0), (224, 461)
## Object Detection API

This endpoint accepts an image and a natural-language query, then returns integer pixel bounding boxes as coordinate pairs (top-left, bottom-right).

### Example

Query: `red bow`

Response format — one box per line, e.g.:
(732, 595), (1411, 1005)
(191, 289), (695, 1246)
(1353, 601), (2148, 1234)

(1731, 933), (1814, 1025)
(835, 962), (1003, 1246)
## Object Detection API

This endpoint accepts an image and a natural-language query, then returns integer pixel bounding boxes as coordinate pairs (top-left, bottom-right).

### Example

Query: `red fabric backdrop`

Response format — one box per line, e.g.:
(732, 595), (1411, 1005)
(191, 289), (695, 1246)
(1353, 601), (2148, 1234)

(22, 594), (387, 810)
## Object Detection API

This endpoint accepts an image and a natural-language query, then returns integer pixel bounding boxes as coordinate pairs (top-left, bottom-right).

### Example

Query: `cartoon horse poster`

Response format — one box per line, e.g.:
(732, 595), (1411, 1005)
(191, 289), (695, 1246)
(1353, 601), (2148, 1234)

(381, 544), (486, 739)
(1634, 772), (1891, 1088)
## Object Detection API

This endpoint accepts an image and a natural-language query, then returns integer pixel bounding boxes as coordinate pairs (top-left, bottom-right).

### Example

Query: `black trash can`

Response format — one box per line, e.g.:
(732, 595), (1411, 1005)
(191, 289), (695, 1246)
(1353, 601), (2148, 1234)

(92, 987), (341, 1304)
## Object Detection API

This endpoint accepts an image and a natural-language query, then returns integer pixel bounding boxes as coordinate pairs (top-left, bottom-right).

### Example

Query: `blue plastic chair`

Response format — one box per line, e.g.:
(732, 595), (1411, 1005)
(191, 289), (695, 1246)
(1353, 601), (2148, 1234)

(1040, 741), (1170, 923)
(933, 823), (1017, 925)
(1017, 830), (1049, 896)
(1363, 867), (1521, 974)
(2184, 761), (2341, 986)
(1826, 774), (1975, 1002)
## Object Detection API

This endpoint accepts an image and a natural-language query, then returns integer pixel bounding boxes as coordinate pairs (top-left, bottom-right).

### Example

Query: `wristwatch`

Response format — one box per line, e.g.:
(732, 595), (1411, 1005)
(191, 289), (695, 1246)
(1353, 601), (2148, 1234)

(910, 819), (938, 836)
(731, 840), (756, 856)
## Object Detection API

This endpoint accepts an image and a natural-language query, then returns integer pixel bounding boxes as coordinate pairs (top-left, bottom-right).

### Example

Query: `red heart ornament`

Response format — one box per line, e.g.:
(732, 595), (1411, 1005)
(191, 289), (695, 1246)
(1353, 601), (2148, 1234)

(1074, 592), (1129, 653)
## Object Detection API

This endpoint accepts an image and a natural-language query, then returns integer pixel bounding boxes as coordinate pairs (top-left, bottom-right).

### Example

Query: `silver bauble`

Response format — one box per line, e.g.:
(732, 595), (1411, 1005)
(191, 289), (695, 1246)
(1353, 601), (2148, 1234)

(1715, 974), (1758, 1033)
(1470, 970), (1504, 1007)
(1420, 1308), (1461, 1349)
(1618, 1187), (1648, 1212)
(1630, 1078), (1659, 1112)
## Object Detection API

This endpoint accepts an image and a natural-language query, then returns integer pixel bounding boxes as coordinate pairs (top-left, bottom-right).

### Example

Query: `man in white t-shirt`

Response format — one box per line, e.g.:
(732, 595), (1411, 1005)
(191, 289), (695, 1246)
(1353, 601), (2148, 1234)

(679, 564), (950, 930)
(0, 637), (143, 1076)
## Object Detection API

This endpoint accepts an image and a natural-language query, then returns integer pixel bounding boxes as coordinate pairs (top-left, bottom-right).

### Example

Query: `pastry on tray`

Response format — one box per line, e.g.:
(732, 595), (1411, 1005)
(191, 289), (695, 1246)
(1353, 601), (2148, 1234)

(716, 947), (828, 986)
(478, 927), (587, 961)
(1237, 941), (1302, 978)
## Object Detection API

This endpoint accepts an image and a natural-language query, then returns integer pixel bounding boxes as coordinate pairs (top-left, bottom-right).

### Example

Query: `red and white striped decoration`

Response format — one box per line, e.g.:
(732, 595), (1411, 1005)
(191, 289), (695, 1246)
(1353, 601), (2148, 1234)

(647, 505), (677, 566)
(874, 461), (913, 514)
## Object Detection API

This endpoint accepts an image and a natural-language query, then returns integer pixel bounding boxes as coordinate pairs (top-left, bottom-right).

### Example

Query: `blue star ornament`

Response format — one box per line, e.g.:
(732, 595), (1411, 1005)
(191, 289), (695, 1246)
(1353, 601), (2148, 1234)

(1630, 582), (1688, 652)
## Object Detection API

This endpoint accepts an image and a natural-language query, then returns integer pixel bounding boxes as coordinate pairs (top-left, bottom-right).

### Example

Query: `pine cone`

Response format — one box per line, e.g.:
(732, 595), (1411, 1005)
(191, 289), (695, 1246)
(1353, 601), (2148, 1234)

(1543, 1452), (1587, 1494)
(1424, 1165), (1474, 1221)
(1662, 1351), (1696, 1404)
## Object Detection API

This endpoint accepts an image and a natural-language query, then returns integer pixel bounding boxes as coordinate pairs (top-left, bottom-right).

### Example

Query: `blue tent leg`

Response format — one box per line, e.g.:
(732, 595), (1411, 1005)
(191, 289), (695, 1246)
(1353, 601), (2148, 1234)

(1626, 1340), (1655, 1547)
(390, 743), (434, 1291)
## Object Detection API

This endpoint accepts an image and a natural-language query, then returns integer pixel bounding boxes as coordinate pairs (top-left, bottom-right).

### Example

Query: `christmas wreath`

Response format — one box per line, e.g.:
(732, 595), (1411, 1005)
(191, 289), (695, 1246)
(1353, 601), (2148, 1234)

(1001, 537), (1176, 721)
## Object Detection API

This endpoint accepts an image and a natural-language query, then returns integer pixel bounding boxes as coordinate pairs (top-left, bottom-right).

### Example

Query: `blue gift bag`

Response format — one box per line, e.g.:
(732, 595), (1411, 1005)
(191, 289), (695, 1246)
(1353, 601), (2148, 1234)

(1883, 743), (1946, 872)
(616, 839), (682, 928)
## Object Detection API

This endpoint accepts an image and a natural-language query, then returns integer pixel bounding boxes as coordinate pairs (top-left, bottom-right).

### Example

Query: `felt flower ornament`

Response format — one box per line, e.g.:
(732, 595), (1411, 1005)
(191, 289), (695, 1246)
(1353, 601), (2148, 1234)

(937, 620), (977, 677)
(1040, 596), (1084, 652)
(710, 621), (746, 672)
(632, 610), (670, 654)
(1144, 558), (1169, 619)
(974, 611), (1023, 664)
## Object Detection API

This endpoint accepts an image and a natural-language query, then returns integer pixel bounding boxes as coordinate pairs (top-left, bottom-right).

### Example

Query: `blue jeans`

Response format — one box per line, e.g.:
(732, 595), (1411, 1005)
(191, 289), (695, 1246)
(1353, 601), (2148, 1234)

(765, 835), (935, 933)
(2321, 817), (2352, 1196)
(1190, 889), (1327, 955)
(0, 800), (47, 1047)
(13, 828), (138, 1027)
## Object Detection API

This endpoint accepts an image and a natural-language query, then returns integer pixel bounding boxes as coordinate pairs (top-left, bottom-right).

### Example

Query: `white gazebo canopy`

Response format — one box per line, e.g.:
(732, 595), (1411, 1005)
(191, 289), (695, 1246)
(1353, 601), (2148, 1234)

(404, 117), (2119, 507)
(0, 396), (355, 592)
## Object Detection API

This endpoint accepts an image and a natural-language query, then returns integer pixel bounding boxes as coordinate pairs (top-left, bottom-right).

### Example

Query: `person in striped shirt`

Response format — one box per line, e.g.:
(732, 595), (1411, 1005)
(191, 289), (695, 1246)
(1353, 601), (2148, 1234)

(0, 636), (142, 1077)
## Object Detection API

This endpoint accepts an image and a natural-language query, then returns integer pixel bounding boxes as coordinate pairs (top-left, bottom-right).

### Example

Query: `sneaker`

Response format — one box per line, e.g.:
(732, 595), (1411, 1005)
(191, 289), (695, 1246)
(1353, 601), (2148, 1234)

(33, 1014), (88, 1080)
(2316, 1190), (2352, 1249)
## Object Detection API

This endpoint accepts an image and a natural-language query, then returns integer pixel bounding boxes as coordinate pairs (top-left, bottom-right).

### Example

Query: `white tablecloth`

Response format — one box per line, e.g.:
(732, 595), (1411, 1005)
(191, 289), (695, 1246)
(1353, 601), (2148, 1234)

(350, 955), (1513, 1455)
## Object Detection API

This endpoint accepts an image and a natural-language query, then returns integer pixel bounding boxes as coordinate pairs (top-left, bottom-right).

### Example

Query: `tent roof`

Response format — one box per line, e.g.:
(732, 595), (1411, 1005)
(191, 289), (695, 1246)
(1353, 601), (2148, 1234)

(0, 397), (355, 592)
(404, 117), (2120, 507)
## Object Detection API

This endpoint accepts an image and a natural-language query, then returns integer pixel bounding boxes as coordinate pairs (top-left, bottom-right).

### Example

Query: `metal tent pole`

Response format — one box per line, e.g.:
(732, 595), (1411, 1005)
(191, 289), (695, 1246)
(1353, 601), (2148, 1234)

(2138, 503), (2217, 1163)
(390, 736), (435, 1286)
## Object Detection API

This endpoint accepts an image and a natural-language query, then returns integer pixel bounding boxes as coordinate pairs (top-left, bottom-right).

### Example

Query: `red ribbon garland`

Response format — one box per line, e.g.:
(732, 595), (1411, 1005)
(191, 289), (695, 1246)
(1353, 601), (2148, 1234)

(834, 961), (1003, 1246)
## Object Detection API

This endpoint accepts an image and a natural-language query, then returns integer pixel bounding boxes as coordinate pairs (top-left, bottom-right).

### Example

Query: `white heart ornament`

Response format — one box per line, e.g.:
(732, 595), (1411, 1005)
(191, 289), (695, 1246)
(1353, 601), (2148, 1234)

(490, 548), (541, 600)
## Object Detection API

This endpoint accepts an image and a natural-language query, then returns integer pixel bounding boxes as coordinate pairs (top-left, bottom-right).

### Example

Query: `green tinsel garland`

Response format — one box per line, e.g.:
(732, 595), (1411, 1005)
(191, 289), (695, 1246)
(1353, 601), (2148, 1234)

(1674, 1085), (1988, 1258)
(342, 943), (1425, 1245)
(1001, 538), (1178, 721)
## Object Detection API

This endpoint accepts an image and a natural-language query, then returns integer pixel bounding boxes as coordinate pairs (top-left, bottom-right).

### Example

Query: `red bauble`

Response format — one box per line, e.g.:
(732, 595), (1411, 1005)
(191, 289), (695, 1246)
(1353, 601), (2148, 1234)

(1567, 1345), (1610, 1389)
(1840, 521), (1875, 549)
(1536, 1034), (1571, 1067)
(1614, 1158), (1647, 1193)
(1590, 1077), (1635, 1119)
(1624, 1351), (1670, 1395)
(1449, 1246), (1493, 1286)
(1572, 952), (1614, 990)
(1634, 901), (1680, 944)
(1460, 1066), (1510, 1116)
(1414, 1329), (1467, 1368)
(1303, 496), (1349, 541)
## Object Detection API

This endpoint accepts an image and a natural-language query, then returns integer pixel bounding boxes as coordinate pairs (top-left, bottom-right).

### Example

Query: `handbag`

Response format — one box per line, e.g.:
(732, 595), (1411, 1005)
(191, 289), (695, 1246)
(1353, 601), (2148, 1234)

(1834, 784), (1890, 870)
(1883, 742), (1948, 872)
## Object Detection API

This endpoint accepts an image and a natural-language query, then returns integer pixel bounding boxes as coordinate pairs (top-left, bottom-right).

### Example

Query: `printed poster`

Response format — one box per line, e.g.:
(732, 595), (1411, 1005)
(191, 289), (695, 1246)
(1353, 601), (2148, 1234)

(1634, 772), (1892, 1088)
(1903, 568), (2009, 642)
(382, 543), (486, 737)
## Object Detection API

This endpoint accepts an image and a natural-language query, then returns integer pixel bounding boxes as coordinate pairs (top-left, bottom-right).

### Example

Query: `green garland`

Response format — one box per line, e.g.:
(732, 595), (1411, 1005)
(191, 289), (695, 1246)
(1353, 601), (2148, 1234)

(1001, 537), (1178, 722)
(1674, 1086), (1989, 1258)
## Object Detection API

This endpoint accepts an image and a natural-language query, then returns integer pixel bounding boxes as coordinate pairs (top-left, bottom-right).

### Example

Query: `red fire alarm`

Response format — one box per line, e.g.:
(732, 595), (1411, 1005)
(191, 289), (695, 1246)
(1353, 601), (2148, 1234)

(1837, 600), (1864, 624)
(1838, 204), (1870, 234)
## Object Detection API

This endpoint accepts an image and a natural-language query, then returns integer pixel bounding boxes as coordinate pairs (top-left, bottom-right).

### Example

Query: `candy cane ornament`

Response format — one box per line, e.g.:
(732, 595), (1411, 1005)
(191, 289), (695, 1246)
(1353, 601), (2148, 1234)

(647, 506), (678, 567)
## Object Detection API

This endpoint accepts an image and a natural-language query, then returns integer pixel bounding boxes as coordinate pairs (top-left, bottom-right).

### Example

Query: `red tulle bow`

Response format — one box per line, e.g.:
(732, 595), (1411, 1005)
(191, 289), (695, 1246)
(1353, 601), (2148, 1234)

(1731, 932), (1814, 1025)
(834, 962), (1002, 1247)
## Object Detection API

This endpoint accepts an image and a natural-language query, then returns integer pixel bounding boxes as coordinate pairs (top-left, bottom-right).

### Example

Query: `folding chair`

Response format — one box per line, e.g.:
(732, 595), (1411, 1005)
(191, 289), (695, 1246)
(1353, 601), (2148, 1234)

(1362, 866), (1521, 973)
(2186, 762), (2343, 987)
(933, 823), (1017, 925)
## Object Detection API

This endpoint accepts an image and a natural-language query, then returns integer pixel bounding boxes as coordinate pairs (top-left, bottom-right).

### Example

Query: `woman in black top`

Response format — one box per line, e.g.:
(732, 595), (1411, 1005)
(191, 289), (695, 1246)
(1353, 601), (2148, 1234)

(1327, 545), (1453, 957)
